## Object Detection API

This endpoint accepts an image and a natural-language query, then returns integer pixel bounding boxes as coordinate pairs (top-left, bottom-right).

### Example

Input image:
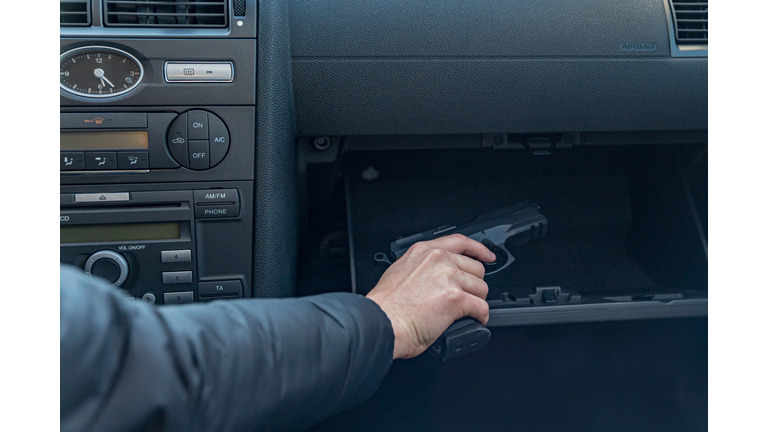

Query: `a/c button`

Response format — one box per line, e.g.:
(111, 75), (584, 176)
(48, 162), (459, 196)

(194, 204), (240, 219)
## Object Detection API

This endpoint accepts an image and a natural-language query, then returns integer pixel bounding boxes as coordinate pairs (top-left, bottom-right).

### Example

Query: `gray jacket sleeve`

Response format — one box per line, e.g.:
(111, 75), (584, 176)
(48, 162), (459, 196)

(60, 265), (394, 432)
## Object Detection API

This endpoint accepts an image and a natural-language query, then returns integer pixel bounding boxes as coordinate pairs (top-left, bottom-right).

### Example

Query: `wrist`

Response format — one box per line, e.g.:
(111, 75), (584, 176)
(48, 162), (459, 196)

(367, 294), (411, 360)
(388, 315), (413, 360)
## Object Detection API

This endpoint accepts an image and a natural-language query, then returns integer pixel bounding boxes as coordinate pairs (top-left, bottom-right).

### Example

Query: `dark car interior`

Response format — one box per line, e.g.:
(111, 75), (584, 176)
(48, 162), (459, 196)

(59, 0), (707, 430)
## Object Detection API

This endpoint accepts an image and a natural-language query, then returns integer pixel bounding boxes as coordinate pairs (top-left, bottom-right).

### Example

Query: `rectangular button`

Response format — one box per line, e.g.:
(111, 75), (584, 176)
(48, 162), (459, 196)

(162, 271), (193, 284)
(61, 152), (85, 171)
(60, 113), (147, 129)
(194, 189), (239, 204)
(187, 111), (209, 140)
(195, 204), (240, 219)
(85, 152), (117, 170)
(198, 280), (243, 297)
(164, 62), (234, 83)
(117, 151), (149, 169)
(75, 192), (130, 203)
(188, 140), (210, 170)
(161, 250), (192, 263)
(164, 291), (194, 304)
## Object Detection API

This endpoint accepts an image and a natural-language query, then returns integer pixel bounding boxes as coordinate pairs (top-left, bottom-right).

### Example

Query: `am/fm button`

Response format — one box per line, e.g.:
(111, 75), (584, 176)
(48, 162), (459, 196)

(193, 189), (239, 204)
(194, 204), (240, 219)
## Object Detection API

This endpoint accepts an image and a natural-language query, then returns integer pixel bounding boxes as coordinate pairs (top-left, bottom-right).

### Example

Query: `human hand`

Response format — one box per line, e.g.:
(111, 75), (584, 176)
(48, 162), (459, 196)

(366, 234), (496, 359)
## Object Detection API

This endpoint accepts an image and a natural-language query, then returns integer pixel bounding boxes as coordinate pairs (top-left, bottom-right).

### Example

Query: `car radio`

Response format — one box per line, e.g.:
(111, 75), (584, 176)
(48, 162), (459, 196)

(60, 110), (230, 173)
(60, 182), (253, 304)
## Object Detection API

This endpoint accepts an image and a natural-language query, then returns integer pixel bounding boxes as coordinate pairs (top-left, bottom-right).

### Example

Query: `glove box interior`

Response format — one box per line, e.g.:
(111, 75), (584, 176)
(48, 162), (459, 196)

(337, 142), (707, 326)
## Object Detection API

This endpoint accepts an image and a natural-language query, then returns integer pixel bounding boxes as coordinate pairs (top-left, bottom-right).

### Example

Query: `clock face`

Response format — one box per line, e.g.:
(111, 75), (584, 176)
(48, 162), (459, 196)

(60, 46), (144, 98)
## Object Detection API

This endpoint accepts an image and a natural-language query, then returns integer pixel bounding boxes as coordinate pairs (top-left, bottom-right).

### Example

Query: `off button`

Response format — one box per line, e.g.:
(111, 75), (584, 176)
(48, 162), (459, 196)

(188, 140), (210, 170)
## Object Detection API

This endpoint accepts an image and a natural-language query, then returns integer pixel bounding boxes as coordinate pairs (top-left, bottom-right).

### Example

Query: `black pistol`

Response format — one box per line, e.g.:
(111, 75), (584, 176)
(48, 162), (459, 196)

(387, 201), (548, 276)
(376, 202), (548, 361)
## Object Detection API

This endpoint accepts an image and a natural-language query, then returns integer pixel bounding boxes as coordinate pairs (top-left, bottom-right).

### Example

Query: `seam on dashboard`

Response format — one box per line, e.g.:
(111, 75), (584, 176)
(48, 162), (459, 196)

(291, 55), (682, 62)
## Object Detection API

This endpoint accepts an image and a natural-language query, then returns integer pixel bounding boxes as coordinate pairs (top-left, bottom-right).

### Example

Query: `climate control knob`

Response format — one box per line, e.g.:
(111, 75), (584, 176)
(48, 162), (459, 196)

(84, 250), (129, 287)
(166, 110), (230, 170)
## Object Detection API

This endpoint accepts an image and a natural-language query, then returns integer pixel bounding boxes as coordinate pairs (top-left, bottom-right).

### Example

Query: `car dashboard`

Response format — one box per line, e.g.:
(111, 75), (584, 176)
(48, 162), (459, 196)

(60, 0), (706, 311)
(60, 1), (707, 428)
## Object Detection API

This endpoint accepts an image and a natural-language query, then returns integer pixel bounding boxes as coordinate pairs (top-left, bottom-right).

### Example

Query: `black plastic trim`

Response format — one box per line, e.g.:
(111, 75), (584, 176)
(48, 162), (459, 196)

(251, 0), (299, 298)
(487, 298), (707, 327)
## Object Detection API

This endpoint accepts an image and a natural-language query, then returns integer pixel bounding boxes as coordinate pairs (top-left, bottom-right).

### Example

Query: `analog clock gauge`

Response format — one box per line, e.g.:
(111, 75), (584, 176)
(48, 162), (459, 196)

(60, 46), (144, 98)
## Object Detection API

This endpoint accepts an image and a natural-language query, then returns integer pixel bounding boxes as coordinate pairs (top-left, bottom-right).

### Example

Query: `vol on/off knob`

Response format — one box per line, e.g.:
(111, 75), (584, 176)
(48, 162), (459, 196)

(84, 250), (129, 287)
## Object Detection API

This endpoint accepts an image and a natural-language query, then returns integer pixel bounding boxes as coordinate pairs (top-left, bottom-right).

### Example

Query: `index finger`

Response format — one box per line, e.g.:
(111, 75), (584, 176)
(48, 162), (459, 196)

(421, 234), (496, 263)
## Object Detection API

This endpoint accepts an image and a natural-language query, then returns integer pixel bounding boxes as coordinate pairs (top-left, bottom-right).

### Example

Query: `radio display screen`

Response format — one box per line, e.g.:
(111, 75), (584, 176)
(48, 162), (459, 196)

(60, 131), (149, 150)
(60, 222), (181, 244)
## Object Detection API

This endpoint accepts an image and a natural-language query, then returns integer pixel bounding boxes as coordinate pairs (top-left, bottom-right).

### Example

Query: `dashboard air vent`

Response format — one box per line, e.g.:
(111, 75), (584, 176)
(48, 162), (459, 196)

(670, 1), (708, 44)
(60, 0), (91, 26)
(105, 0), (228, 28)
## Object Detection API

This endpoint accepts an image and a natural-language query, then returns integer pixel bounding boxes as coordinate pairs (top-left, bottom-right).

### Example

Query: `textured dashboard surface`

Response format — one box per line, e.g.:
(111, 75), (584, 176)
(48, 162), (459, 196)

(288, 0), (707, 136)
(290, 0), (671, 58)
(293, 58), (707, 136)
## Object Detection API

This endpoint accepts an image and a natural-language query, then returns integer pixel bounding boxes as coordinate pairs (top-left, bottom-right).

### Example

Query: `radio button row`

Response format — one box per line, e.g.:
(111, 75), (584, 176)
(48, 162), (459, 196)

(85, 152), (117, 170)
(61, 152), (85, 171)
(194, 204), (240, 219)
(164, 291), (194, 305)
(161, 250), (192, 263)
(117, 152), (149, 170)
(187, 110), (209, 140)
(189, 140), (210, 170)
(162, 271), (193, 284)
(75, 192), (130, 203)
(194, 189), (238, 204)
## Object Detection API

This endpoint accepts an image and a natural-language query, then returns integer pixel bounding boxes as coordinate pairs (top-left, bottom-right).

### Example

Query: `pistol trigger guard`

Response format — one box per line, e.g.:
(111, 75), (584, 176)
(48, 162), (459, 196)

(484, 244), (515, 276)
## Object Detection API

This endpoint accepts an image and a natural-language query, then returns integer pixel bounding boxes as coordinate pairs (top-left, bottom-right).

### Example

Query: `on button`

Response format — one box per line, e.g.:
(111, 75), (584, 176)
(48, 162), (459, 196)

(187, 110), (209, 140)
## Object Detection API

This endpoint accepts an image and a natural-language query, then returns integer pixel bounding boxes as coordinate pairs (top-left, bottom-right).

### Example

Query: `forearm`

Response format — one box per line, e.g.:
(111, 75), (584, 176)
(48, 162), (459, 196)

(60, 266), (394, 432)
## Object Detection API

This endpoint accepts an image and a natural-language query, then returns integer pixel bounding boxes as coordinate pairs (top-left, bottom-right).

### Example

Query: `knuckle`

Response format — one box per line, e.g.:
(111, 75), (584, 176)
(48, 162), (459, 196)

(426, 248), (447, 260)
(437, 266), (456, 282)
(443, 287), (463, 304)
(410, 242), (428, 254)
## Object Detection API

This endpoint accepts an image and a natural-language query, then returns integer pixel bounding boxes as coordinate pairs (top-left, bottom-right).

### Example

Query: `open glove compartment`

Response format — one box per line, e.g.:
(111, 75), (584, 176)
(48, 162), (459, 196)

(343, 143), (707, 327)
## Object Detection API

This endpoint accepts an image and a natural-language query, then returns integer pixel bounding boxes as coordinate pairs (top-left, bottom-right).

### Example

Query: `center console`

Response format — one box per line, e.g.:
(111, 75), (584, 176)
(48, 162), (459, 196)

(60, 1), (259, 304)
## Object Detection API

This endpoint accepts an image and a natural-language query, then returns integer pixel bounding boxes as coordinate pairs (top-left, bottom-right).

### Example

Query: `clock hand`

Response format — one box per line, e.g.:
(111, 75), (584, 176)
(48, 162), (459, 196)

(102, 76), (115, 88)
